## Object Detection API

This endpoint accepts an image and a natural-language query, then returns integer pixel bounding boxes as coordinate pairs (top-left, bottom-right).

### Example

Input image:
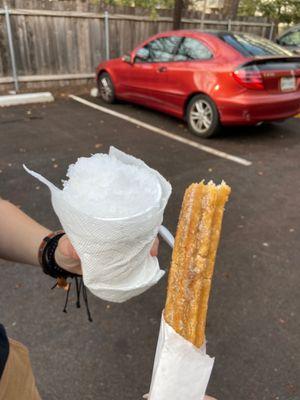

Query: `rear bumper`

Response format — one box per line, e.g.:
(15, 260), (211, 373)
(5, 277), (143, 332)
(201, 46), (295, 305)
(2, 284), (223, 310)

(217, 91), (300, 125)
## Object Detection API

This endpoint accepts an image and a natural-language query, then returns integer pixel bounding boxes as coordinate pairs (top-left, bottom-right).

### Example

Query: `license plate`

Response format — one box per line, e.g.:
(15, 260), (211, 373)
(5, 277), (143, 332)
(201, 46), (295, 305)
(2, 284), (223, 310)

(280, 76), (296, 91)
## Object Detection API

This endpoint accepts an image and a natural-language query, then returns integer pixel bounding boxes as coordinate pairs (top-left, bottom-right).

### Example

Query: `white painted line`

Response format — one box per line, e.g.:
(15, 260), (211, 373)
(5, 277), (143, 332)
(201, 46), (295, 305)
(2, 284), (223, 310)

(0, 92), (54, 107)
(69, 94), (252, 167)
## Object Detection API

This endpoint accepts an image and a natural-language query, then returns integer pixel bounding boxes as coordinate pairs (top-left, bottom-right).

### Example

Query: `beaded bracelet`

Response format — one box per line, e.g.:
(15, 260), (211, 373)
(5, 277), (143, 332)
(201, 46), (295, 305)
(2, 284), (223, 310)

(38, 230), (77, 279)
(38, 231), (92, 321)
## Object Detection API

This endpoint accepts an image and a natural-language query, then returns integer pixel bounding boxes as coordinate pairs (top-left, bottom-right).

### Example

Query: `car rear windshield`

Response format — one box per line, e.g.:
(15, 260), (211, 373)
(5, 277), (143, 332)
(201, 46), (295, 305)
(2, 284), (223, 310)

(219, 33), (293, 57)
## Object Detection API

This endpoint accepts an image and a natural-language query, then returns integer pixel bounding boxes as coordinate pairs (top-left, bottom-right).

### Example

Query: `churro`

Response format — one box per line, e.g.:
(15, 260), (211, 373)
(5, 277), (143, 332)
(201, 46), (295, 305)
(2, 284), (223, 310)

(164, 181), (231, 348)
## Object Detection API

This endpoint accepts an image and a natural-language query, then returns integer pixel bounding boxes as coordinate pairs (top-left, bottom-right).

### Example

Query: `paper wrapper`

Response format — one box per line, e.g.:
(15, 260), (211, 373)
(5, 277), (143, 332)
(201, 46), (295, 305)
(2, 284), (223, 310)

(148, 314), (214, 400)
(24, 146), (172, 303)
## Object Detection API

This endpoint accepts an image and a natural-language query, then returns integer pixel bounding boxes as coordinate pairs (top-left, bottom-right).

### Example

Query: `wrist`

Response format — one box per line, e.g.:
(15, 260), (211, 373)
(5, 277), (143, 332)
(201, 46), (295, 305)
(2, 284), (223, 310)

(38, 231), (77, 279)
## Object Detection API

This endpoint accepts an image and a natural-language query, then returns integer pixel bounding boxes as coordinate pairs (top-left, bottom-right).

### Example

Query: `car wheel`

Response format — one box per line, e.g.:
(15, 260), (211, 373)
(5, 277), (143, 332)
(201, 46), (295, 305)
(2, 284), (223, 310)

(186, 94), (220, 138)
(98, 72), (115, 104)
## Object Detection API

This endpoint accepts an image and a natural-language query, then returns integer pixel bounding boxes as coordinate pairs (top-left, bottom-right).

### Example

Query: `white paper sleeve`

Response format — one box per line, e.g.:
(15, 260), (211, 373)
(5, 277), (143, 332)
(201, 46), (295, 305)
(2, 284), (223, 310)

(24, 147), (172, 303)
(148, 314), (214, 400)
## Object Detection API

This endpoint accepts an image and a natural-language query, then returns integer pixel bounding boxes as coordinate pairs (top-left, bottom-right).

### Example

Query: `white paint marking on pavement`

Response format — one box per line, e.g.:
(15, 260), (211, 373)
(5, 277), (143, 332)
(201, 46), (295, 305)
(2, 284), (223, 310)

(69, 94), (252, 167)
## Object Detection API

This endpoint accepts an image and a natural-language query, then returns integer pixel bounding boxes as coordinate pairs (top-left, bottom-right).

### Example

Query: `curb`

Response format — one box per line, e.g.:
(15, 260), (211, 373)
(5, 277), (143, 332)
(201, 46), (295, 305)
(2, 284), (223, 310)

(0, 92), (54, 107)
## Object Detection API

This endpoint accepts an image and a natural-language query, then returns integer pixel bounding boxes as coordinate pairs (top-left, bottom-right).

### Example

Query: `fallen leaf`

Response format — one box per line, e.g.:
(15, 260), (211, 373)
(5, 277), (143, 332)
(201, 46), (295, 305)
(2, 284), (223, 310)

(286, 383), (296, 394)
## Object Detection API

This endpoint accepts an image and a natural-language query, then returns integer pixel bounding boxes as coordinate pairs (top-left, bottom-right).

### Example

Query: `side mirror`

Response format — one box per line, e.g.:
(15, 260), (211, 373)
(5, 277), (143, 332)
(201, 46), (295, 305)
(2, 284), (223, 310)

(122, 54), (132, 64)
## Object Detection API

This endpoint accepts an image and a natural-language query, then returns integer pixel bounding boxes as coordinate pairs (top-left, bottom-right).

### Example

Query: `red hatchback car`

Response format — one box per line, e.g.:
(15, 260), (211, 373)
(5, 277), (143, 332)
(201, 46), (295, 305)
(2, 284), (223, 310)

(96, 30), (300, 138)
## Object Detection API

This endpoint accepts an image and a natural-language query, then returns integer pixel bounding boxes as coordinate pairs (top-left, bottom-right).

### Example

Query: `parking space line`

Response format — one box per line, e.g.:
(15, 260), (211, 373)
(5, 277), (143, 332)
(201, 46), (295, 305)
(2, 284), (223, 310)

(70, 95), (252, 167)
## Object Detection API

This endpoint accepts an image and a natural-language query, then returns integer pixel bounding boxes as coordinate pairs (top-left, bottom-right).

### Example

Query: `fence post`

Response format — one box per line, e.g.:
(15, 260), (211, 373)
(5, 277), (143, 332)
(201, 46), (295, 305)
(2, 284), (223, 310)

(104, 11), (110, 60)
(4, 5), (19, 92)
(200, 0), (207, 30)
(228, 19), (232, 31)
(269, 22), (275, 40)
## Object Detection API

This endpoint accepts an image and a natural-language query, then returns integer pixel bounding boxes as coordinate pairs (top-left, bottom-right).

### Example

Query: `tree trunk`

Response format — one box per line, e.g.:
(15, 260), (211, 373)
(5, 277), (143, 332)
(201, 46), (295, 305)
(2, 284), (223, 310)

(222, 0), (241, 19)
(173, 0), (184, 30)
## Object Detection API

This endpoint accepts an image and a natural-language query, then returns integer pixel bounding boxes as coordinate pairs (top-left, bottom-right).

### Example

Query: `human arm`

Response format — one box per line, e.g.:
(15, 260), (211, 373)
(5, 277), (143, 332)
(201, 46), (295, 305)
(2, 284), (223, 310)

(0, 198), (81, 274)
(0, 198), (50, 267)
(0, 198), (159, 274)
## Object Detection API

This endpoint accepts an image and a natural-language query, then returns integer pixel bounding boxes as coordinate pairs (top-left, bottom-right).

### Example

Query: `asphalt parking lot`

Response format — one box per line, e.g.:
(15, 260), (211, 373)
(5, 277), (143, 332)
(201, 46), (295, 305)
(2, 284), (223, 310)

(0, 96), (299, 400)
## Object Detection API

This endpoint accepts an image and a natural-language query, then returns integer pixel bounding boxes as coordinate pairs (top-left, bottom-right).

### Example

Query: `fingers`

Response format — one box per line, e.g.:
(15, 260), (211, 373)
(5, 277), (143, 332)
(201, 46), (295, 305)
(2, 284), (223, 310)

(55, 235), (82, 275)
(150, 237), (159, 257)
(59, 235), (80, 260)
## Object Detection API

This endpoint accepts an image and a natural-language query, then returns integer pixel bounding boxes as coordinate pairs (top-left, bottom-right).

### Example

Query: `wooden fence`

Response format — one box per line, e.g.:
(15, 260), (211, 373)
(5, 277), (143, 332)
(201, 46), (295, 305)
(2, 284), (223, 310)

(0, 0), (274, 93)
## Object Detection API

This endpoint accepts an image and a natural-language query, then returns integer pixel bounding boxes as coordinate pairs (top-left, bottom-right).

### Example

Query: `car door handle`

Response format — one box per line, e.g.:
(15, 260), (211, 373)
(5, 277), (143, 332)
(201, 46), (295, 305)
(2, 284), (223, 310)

(158, 66), (167, 73)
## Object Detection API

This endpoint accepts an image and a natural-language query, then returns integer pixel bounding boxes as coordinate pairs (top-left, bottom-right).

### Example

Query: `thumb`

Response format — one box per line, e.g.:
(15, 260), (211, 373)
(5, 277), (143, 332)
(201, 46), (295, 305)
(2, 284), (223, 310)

(59, 236), (80, 260)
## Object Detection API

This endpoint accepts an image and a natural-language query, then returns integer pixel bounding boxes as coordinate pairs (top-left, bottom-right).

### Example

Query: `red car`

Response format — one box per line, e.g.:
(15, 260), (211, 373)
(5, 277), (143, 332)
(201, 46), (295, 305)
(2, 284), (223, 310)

(96, 30), (300, 138)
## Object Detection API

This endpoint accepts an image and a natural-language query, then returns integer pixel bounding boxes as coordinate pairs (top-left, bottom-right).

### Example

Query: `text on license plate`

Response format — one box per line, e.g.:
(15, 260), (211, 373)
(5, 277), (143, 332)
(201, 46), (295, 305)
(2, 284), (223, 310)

(280, 76), (296, 91)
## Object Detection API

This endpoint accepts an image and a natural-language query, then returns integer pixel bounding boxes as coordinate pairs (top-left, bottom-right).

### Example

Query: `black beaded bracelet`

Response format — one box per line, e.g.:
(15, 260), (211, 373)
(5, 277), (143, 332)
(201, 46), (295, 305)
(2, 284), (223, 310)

(38, 231), (92, 321)
(38, 231), (79, 279)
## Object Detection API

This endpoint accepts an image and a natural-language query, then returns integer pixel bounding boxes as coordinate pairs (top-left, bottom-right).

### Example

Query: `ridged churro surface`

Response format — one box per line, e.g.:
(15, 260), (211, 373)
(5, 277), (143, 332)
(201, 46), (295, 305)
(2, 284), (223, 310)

(164, 181), (231, 348)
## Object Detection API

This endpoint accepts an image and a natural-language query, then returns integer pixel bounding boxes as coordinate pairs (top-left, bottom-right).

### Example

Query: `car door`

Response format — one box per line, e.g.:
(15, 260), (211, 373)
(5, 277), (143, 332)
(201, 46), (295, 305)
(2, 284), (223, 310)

(156, 36), (215, 116)
(278, 29), (300, 54)
(121, 36), (182, 108)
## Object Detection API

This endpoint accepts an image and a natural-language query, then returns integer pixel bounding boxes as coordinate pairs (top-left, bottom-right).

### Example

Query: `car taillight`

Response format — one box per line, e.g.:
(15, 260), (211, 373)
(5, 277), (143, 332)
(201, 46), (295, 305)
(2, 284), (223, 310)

(233, 66), (264, 90)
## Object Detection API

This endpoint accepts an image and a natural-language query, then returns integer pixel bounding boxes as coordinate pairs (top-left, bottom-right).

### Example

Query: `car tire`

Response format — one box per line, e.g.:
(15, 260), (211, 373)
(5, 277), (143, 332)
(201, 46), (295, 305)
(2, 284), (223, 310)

(98, 72), (115, 104)
(186, 94), (220, 138)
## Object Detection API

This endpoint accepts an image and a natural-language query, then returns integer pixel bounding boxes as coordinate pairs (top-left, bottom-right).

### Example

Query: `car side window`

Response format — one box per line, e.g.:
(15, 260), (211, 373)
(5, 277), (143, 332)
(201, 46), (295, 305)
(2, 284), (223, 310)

(175, 37), (212, 61)
(280, 30), (300, 46)
(135, 36), (182, 63)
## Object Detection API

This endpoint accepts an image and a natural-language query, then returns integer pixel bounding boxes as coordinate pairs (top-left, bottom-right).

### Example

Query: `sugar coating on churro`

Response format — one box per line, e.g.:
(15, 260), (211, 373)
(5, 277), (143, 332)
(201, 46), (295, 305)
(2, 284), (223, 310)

(164, 181), (231, 348)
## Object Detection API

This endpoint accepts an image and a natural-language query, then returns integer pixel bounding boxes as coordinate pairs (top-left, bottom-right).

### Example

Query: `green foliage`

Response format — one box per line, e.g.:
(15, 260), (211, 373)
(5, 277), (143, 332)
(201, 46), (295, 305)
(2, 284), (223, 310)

(103, 0), (174, 11)
(239, 0), (300, 24)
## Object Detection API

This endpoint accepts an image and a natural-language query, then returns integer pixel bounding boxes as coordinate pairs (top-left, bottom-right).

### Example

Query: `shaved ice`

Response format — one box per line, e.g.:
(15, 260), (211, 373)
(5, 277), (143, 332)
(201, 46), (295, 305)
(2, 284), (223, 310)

(62, 153), (161, 219)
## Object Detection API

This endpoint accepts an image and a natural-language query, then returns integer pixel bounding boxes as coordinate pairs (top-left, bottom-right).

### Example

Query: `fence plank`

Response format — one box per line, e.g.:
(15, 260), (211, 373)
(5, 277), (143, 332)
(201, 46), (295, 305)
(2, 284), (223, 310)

(0, 4), (273, 93)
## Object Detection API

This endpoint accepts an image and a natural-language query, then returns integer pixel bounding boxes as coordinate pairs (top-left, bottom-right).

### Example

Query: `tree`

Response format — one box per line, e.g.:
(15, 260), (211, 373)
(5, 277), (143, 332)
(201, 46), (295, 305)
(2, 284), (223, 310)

(239, 0), (300, 24)
(103, 0), (174, 14)
(173, 0), (184, 29)
(223, 0), (241, 18)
